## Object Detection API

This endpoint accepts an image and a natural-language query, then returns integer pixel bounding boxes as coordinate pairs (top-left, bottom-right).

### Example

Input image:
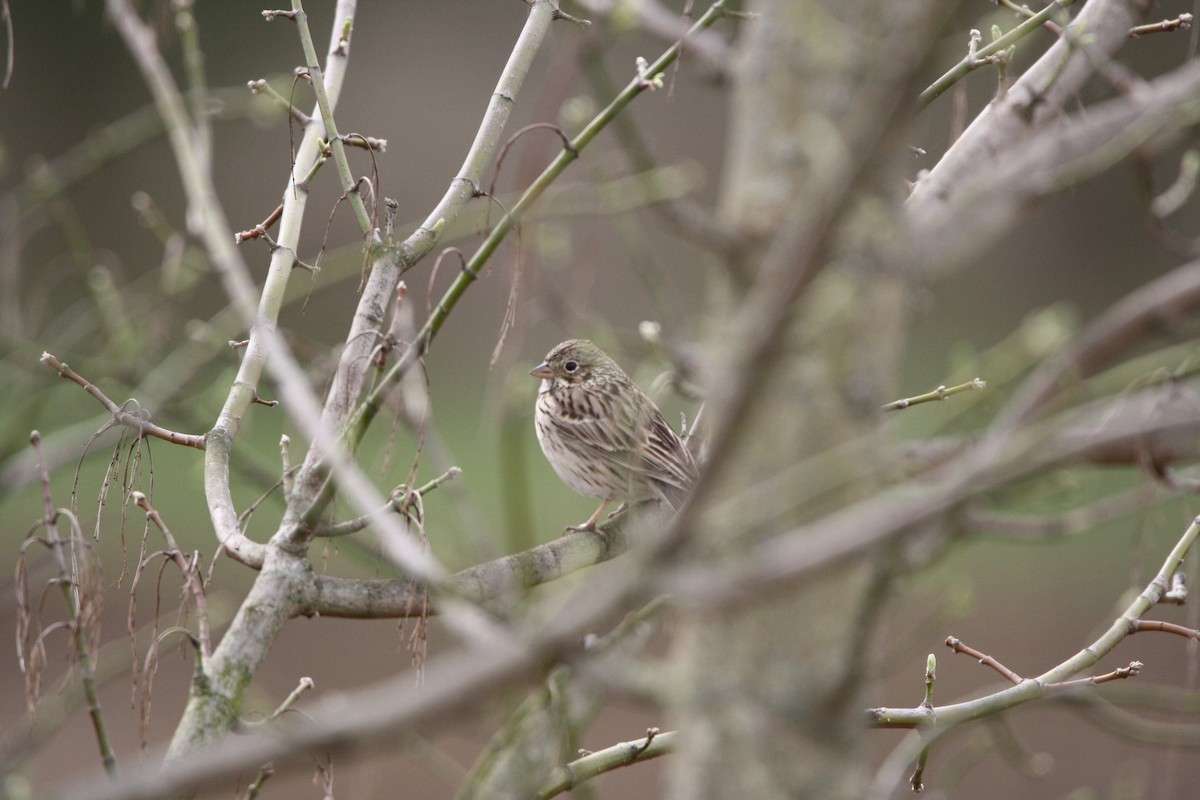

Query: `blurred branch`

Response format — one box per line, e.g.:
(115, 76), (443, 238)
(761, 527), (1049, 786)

(2, 87), (277, 219)
(882, 378), (986, 412)
(911, 0), (1156, 260)
(0, 84), (278, 343)
(994, 259), (1200, 430)
(457, 599), (667, 799)
(669, 378), (1200, 606)
(579, 45), (737, 256)
(58, 601), (579, 800)
(1138, 176), (1200, 258)
(58, 516), (675, 800)
(963, 483), (1165, 540)
(907, 59), (1200, 500)
(1054, 692), (1200, 747)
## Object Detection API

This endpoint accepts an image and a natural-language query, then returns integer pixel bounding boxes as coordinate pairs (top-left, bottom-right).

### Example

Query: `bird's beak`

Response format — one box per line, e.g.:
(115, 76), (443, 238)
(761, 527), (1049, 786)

(530, 361), (553, 379)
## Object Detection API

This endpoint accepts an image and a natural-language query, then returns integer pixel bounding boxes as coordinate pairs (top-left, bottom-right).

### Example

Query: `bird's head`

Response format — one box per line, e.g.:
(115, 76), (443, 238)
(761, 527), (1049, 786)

(530, 339), (615, 393)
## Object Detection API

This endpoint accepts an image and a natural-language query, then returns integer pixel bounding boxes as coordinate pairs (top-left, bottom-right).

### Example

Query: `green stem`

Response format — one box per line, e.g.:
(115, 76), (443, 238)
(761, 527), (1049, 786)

(291, 1), (373, 236)
(918, 0), (1077, 108)
(538, 730), (677, 799)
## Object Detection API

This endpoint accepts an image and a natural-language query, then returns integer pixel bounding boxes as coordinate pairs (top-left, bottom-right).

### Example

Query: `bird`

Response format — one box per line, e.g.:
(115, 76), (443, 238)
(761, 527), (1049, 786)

(531, 339), (698, 531)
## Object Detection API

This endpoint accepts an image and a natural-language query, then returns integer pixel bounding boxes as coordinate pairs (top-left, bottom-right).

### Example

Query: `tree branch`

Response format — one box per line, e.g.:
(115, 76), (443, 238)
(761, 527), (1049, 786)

(284, 0), (563, 539)
(40, 352), (205, 450)
(869, 510), (1199, 728)
(668, 380), (1200, 606)
(995, 259), (1200, 428)
(310, 522), (628, 618)
(912, 0), (1154, 212)
(538, 728), (677, 799)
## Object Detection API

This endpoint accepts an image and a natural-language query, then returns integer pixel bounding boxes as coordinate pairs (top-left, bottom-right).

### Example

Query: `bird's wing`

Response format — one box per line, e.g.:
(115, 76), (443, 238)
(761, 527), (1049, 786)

(553, 381), (698, 503)
(639, 409), (698, 503)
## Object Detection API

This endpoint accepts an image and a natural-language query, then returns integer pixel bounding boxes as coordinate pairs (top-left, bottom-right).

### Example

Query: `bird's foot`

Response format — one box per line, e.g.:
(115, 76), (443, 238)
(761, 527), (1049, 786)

(564, 499), (613, 533)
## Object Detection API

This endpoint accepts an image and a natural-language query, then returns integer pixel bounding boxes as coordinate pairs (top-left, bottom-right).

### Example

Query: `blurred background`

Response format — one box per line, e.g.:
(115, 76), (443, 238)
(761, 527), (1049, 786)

(2, 1), (1199, 798)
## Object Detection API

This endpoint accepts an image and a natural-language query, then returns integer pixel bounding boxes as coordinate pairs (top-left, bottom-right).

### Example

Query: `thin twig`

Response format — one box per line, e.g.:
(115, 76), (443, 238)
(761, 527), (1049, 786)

(882, 378), (986, 411)
(1129, 619), (1200, 640)
(920, 1), (1078, 108)
(41, 353), (206, 449)
(311, 467), (461, 537)
(1129, 14), (1194, 37)
(132, 491), (212, 659)
(537, 729), (676, 800)
(944, 636), (1022, 685)
(289, 1), (373, 236)
(29, 431), (117, 776)
(1048, 661), (1142, 689)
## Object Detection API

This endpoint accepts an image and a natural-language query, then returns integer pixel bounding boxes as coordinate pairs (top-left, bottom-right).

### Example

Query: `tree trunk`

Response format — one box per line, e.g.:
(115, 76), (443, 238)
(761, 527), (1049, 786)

(668, 1), (945, 796)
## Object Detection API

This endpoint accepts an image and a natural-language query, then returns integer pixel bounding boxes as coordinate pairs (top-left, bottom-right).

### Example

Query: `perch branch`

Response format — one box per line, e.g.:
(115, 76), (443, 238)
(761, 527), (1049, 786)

(310, 519), (628, 618)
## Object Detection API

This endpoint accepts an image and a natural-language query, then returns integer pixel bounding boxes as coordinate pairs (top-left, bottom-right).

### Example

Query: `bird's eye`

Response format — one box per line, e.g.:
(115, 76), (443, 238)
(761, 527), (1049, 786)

(563, 360), (578, 373)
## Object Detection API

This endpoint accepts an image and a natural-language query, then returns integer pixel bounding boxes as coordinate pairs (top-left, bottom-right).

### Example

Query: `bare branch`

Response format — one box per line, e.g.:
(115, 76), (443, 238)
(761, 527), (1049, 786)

(869, 511), (1199, 729)
(538, 728), (676, 799)
(912, 0), (1158, 246)
(670, 382), (1200, 607)
(27, 431), (117, 776)
(882, 378), (986, 411)
(345, 0), (736, 454)
(310, 518), (629, 618)
(131, 491), (212, 659)
(40, 353), (205, 449)
(944, 636), (1023, 685)
(285, 0), (566, 540)
(919, 8), (1065, 108)
(995, 260), (1200, 429)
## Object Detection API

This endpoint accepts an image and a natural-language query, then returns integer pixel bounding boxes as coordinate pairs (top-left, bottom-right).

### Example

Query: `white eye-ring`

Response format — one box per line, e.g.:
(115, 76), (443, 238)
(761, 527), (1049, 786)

(564, 360), (578, 373)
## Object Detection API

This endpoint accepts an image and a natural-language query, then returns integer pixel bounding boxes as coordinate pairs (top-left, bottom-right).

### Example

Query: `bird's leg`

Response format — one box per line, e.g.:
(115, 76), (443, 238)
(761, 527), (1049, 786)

(605, 502), (628, 521)
(565, 499), (610, 532)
